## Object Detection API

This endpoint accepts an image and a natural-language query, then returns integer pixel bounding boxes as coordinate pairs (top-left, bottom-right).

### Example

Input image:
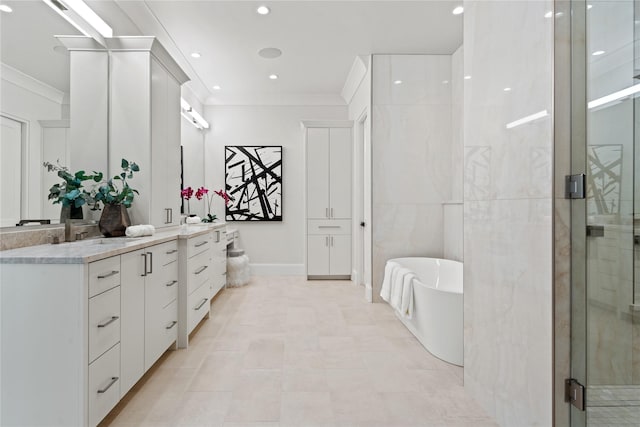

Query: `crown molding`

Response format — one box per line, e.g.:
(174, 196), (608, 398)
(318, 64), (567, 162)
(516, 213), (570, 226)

(1, 63), (66, 105)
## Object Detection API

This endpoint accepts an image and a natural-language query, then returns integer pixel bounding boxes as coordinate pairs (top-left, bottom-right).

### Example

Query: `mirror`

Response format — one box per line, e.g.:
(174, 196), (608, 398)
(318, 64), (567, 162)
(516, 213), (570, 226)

(0, 0), (80, 227)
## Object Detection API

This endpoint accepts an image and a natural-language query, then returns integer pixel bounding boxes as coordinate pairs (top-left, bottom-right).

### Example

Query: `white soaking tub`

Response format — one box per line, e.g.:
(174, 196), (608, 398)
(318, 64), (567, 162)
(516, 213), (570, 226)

(388, 257), (463, 366)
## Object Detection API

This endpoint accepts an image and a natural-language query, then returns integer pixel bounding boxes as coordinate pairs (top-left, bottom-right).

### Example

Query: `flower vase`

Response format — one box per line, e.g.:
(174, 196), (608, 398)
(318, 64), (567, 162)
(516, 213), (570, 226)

(99, 204), (131, 237)
(60, 205), (83, 222)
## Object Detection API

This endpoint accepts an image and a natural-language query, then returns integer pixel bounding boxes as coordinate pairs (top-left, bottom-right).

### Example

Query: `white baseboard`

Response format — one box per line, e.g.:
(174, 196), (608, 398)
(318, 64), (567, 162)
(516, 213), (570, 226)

(249, 263), (306, 276)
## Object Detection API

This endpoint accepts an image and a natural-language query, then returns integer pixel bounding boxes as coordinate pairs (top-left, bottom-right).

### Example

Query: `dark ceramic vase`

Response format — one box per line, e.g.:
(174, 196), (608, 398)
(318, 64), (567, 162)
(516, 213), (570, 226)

(99, 204), (131, 237)
(60, 205), (83, 222)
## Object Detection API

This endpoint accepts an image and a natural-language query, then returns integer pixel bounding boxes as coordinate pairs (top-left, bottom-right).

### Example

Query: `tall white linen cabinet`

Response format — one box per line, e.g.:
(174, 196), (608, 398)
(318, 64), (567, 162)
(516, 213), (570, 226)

(304, 121), (353, 279)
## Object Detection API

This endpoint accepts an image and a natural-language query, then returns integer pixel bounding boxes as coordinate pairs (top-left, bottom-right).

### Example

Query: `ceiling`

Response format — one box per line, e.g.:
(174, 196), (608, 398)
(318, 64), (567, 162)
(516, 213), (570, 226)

(0, 0), (463, 105)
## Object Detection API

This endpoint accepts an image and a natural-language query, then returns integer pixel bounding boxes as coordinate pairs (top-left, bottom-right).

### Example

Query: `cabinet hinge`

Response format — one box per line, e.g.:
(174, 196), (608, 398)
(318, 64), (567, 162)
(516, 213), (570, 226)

(565, 378), (585, 411)
(565, 174), (586, 199)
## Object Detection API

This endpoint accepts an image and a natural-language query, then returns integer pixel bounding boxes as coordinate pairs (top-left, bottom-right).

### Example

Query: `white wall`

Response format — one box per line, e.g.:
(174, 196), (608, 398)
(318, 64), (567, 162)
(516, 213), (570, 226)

(203, 105), (348, 274)
(463, 1), (553, 425)
(0, 66), (65, 220)
(371, 54), (453, 300)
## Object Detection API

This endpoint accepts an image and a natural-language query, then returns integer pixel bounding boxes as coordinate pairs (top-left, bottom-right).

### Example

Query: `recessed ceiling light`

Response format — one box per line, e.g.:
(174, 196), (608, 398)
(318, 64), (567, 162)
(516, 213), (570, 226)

(257, 6), (270, 15)
(191, 52), (201, 58)
(212, 85), (221, 91)
(464, 75), (471, 80)
(258, 47), (282, 59)
(0, 4), (12, 13)
(504, 87), (512, 92)
(592, 50), (605, 56)
(544, 11), (553, 18)
(452, 6), (464, 15)
(393, 80), (403, 85)
(269, 74), (279, 80)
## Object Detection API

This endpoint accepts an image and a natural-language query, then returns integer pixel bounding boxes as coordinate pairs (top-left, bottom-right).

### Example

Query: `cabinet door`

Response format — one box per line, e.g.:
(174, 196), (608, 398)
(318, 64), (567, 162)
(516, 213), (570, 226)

(329, 128), (352, 219)
(119, 249), (145, 397)
(306, 128), (330, 219)
(150, 58), (169, 227)
(307, 235), (330, 276)
(165, 75), (182, 226)
(329, 235), (352, 276)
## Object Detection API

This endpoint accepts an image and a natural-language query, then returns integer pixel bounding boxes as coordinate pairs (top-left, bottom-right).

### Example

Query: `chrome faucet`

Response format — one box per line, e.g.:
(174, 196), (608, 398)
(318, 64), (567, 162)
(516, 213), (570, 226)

(64, 219), (96, 242)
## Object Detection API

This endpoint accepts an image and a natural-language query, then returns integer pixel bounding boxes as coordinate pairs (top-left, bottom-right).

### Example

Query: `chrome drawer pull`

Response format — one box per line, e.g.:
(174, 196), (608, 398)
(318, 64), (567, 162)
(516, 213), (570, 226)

(166, 249), (178, 254)
(97, 316), (119, 328)
(195, 265), (208, 275)
(194, 298), (208, 310)
(166, 280), (178, 287)
(195, 241), (208, 248)
(97, 376), (118, 394)
(166, 320), (178, 330)
(97, 270), (119, 279)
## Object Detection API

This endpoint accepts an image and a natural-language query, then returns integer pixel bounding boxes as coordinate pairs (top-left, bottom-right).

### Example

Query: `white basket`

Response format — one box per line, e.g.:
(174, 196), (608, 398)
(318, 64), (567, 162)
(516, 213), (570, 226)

(227, 254), (250, 287)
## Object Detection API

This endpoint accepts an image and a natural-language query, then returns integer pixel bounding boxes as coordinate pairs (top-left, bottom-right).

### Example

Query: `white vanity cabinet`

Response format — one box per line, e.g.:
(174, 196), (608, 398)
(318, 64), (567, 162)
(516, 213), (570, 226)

(210, 227), (228, 298)
(178, 230), (212, 347)
(119, 241), (178, 396)
(108, 38), (188, 229)
(304, 122), (353, 279)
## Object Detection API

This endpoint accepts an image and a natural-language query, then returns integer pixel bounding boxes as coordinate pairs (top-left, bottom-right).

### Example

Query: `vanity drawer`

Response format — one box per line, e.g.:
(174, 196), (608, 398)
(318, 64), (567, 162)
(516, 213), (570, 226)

(307, 219), (351, 235)
(156, 260), (179, 308)
(89, 256), (121, 298)
(188, 250), (210, 294)
(89, 286), (121, 363)
(188, 281), (210, 333)
(155, 241), (179, 266)
(187, 234), (211, 258)
(89, 343), (120, 427)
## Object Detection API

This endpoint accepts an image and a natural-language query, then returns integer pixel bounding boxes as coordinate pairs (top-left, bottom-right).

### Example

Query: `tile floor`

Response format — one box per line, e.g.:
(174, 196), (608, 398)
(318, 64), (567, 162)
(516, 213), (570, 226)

(101, 276), (497, 427)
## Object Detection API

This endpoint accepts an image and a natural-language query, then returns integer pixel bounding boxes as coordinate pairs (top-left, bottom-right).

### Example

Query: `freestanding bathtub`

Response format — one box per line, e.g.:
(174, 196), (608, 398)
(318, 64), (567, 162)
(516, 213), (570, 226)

(388, 257), (463, 366)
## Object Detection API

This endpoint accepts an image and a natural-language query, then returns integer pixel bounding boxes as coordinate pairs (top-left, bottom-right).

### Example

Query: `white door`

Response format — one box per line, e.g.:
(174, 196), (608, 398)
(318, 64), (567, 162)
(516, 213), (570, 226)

(329, 128), (352, 219)
(42, 126), (70, 221)
(329, 235), (352, 276)
(0, 116), (22, 226)
(118, 250), (145, 397)
(306, 128), (330, 219)
(307, 235), (330, 276)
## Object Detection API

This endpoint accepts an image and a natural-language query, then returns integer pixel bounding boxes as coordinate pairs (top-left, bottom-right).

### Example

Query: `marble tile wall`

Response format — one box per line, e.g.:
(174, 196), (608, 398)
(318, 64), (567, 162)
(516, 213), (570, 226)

(463, 1), (554, 426)
(371, 55), (453, 301)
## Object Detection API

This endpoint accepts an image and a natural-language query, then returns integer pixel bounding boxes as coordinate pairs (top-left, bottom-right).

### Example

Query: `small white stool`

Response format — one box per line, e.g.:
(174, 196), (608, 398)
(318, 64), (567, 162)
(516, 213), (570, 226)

(227, 248), (250, 287)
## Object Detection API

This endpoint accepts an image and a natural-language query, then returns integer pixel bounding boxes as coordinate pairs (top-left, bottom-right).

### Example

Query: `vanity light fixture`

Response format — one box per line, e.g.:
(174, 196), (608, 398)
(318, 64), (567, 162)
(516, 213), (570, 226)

(212, 85), (221, 91)
(588, 83), (640, 110)
(0, 4), (12, 13)
(191, 52), (201, 58)
(257, 6), (270, 15)
(587, 4), (593, 9)
(452, 6), (463, 15)
(180, 98), (210, 130)
(442, 80), (449, 84)
(269, 74), (279, 80)
(592, 50), (605, 56)
(43, 0), (113, 45)
(504, 87), (512, 92)
(544, 11), (553, 18)
(393, 80), (403, 85)
(464, 75), (471, 80)
(505, 110), (548, 129)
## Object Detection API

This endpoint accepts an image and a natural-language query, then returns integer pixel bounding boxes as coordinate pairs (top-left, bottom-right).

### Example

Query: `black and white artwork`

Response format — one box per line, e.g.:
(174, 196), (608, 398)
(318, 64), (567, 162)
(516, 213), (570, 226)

(225, 146), (282, 221)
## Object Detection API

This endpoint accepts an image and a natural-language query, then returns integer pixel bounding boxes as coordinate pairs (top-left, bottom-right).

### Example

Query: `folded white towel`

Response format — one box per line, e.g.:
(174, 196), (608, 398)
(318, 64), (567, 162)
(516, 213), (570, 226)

(390, 267), (412, 310)
(380, 261), (400, 303)
(125, 224), (155, 237)
(400, 274), (416, 319)
(186, 216), (201, 224)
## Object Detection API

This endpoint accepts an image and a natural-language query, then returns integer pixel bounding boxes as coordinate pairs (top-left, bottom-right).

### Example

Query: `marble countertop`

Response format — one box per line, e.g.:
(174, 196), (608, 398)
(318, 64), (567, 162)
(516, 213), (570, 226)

(0, 222), (226, 265)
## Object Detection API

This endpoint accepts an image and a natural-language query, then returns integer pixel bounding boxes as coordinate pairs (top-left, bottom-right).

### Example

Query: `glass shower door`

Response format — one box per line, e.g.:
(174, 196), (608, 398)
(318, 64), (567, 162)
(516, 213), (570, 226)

(571, 0), (640, 425)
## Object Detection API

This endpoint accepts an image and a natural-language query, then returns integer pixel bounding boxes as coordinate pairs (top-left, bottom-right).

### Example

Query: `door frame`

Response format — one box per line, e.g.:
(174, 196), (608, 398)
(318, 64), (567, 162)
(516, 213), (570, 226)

(354, 108), (372, 301)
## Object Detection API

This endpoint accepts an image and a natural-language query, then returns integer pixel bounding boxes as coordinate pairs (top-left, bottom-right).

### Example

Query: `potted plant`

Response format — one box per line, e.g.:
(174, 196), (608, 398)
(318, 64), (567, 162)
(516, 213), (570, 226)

(43, 160), (103, 221)
(92, 159), (140, 237)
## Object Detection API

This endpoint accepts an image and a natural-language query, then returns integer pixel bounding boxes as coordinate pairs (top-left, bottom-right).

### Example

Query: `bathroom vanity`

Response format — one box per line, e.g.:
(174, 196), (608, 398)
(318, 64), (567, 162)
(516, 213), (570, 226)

(0, 223), (225, 426)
